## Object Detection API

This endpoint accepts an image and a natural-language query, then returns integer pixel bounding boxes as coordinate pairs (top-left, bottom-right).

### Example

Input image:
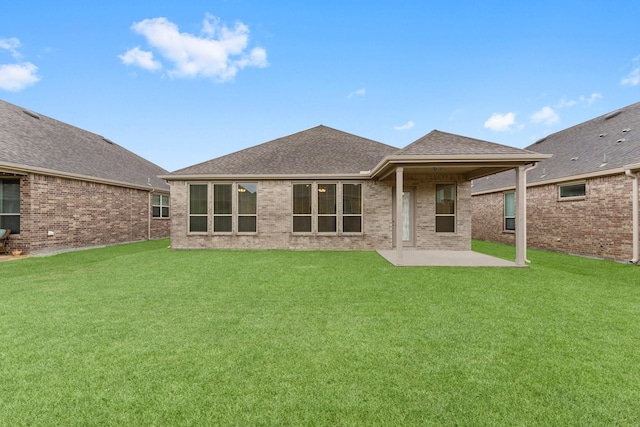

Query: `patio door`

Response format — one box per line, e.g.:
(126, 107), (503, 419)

(392, 187), (415, 247)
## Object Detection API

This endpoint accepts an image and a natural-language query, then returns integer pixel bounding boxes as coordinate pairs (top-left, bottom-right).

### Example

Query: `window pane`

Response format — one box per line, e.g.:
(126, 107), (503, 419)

(343, 216), (361, 233)
(343, 184), (362, 215)
(238, 216), (257, 232)
(152, 206), (161, 217)
(214, 184), (232, 214)
(318, 184), (336, 214)
(436, 216), (455, 233)
(293, 216), (311, 232)
(189, 216), (207, 233)
(318, 216), (336, 232)
(238, 183), (257, 214)
(505, 217), (516, 231)
(152, 194), (161, 205)
(293, 184), (311, 214)
(504, 192), (515, 217)
(189, 185), (208, 214)
(161, 207), (169, 217)
(560, 183), (585, 198)
(162, 195), (169, 206)
(0, 215), (19, 234)
(1, 180), (20, 213)
(436, 184), (455, 214)
(214, 216), (232, 232)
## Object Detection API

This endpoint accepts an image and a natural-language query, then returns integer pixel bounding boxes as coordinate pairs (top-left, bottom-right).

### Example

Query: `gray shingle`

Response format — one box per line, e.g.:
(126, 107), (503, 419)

(171, 125), (399, 176)
(398, 130), (541, 156)
(472, 101), (640, 193)
(0, 100), (169, 190)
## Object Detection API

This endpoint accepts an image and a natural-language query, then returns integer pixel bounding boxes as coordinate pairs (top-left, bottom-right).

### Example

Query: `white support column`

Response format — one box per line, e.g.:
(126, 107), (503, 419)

(396, 167), (404, 265)
(515, 165), (527, 266)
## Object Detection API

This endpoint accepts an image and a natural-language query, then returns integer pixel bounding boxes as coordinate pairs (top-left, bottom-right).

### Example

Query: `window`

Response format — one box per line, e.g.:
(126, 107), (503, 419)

(189, 184), (208, 233)
(237, 183), (257, 232)
(435, 183), (456, 233)
(343, 183), (362, 233)
(318, 183), (337, 232)
(292, 182), (363, 234)
(504, 192), (515, 231)
(559, 182), (586, 199)
(213, 184), (233, 232)
(0, 179), (20, 233)
(293, 184), (312, 232)
(152, 194), (170, 218)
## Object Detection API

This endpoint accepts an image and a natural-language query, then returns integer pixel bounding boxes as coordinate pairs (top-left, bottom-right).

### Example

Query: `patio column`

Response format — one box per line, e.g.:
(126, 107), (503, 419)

(515, 165), (527, 266)
(396, 167), (404, 265)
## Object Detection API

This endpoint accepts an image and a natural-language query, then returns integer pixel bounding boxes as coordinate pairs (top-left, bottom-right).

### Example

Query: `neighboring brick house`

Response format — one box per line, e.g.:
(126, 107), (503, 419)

(163, 125), (547, 265)
(472, 101), (640, 263)
(0, 100), (170, 255)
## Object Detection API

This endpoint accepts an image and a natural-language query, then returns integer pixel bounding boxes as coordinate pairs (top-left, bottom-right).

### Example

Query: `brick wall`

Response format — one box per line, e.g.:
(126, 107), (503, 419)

(10, 173), (170, 254)
(170, 174), (471, 251)
(472, 173), (637, 261)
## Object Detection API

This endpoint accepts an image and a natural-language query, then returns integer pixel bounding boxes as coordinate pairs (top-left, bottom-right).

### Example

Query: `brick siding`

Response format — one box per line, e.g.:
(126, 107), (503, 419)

(472, 173), (637, 261)
(8, 173), (170, 254)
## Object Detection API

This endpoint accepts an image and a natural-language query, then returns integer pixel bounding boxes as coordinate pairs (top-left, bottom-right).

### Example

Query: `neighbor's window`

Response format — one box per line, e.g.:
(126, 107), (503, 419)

(152, 194), (170, 218)
(237, 183), (257, 233)
(559, 182), (586, 199)
(189, 184), (208, 233)
(0, 179), (20, 234)
(504, 191), (515, 231)
(213, 184), (233, 232)
(318, 183), (337, 233)
(435, 183), (456, 233)
(293, 184), (312, 232)
(343, 183), (362, 233)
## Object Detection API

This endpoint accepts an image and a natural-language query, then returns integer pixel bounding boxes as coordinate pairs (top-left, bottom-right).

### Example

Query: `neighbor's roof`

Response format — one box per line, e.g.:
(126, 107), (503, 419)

(0, 100), (169, 191)
(472, 101), (640, 194)
(167, 125), (399, 178)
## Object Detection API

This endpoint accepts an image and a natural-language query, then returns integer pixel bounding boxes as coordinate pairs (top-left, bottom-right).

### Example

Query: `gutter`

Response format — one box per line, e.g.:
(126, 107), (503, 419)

(625, 168), (639, 264)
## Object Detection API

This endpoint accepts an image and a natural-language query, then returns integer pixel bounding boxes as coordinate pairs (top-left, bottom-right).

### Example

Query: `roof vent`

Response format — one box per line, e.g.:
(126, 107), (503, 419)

(533, 137), (547, 144)
(617, 138), (625, 144)
(22, 109), (40, 119)
(622, 128), (631, 133)
(102, 137), (114, 145)
(599, 133), (607, 138)
(571, 157), (578, 161)
(605, 110), (622, 120)
(599, 153), (608, 168)
(540, 167), (547, 178)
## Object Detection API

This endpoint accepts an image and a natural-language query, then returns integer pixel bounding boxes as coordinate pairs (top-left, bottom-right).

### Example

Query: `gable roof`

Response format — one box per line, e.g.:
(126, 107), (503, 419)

(396, 130), (537, 156)
(472, 101), (640, 194)
(0, 100), (169, 191)
(167, 125), (399, 178)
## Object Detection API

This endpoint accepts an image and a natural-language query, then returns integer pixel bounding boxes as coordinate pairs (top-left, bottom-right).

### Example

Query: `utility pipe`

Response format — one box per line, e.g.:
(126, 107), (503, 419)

(625, 169), (639, 264)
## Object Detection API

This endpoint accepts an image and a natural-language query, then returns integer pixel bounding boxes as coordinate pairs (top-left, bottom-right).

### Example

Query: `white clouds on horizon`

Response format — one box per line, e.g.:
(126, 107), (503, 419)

(0, 38), (41, 92)
(120, 14), (268, 82)
(393, 120), (415, 131)
(484, 112), (516, 132)
(348, 88), (366, 98)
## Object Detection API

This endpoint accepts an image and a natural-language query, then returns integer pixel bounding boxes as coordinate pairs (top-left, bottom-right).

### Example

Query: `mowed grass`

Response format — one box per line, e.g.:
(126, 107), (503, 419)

(1, 239), (639, 426)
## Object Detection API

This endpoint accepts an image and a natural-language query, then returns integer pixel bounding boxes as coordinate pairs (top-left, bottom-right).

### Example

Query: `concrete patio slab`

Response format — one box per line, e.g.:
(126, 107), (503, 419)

(377, 250), (525, 267)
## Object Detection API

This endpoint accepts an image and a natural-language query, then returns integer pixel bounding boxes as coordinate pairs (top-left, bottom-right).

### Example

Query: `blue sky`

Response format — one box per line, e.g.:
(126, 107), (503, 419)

(1, 0), (640, 171)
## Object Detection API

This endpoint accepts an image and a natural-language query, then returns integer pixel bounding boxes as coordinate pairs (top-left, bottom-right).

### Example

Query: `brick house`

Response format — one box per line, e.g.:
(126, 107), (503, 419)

(472, 101), (640, 263)
(163, 125), (547, 265)
(0, 100), (170, 255)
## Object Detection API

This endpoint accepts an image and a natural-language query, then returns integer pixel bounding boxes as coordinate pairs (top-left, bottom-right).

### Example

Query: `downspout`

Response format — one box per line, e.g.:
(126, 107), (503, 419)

(523, 162), (539, 264)
(148, 190), (154, 241)
(625, 169), (639, 264)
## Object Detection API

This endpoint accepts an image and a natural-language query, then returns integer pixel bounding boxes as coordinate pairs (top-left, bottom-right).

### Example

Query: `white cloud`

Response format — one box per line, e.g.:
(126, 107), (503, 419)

(484, 112), (516, 132)
(348, 88), (366, 99)
(0, 38), (40, 91)
(622, 55), (640, 86)
(582, 93), (602, 105)
(119, 47), (162, 71)
(531, 106), (559, 125)
(122, 14), (268, 82)
(555, 93), (602, 109)
(393, 121), (415, 131)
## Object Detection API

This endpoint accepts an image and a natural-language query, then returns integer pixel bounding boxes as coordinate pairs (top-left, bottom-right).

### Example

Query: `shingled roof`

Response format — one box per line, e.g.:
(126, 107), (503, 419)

(472, 101), (640, 194)
(169, 125), (399, 177)
(397, 130), (540, 156)
(0, 100), (169, 191)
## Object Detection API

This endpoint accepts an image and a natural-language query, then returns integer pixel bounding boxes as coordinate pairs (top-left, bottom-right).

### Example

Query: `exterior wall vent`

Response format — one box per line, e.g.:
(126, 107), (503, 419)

(22, 109), (40, 119)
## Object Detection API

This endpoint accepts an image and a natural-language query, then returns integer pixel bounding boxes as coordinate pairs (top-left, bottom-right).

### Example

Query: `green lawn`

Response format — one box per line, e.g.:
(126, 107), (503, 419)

(1, 239), (639, 426)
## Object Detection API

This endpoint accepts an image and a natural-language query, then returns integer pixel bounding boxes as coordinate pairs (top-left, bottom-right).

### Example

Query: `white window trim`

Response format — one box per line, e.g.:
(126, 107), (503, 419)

(558, 181), (586, 201)
(435, 182), (457, 234)
(503, 191), (515, 233)
(188, 183), (209, 234)
(152, 193), (170, 219)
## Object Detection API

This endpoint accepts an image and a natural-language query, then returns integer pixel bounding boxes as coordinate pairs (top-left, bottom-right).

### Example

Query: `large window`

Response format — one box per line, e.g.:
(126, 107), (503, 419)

(292, 182), (362, 234)
(559, 182), (586, 199)
(435, 183), (456, 233)
(188, 182), (258, 234)
(0, 179), (20, 233)
(189, 184), (208, 233)
(152, 194), (170, 218)
(504, 191), (515, 231)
